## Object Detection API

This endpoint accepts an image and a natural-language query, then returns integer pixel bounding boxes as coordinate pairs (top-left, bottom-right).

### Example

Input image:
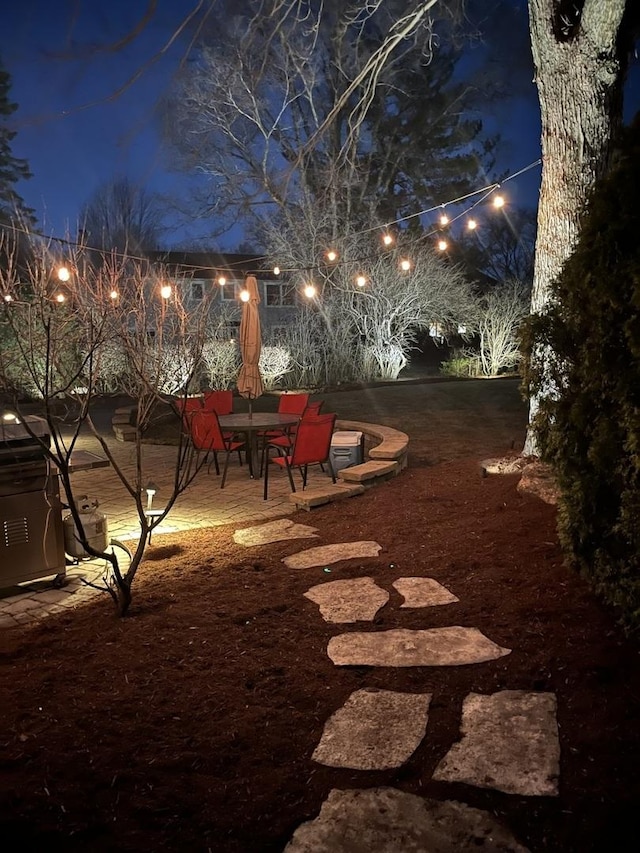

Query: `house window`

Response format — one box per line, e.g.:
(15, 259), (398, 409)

(265, 282), (295, 306)
(189, 279), (205, 302)
(220, 281), (240, 301)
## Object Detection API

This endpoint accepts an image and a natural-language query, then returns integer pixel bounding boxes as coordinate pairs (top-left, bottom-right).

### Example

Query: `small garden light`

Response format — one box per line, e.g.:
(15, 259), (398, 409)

(145, 481), (158, 511)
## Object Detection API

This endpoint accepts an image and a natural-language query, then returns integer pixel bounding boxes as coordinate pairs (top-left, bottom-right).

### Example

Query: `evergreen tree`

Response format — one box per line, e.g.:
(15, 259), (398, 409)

(0, 58), (34, 227)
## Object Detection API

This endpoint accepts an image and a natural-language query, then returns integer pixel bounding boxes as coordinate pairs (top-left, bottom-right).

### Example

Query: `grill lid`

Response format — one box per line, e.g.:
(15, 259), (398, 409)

(0, 414), (50, 464)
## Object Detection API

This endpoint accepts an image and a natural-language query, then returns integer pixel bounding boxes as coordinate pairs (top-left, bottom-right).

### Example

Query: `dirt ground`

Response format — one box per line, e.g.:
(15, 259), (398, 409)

(2, 378), (640, 852)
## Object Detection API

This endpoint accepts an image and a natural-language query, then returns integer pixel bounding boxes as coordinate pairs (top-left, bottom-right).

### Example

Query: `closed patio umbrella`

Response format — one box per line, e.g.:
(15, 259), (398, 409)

(237, 274), (264, 417)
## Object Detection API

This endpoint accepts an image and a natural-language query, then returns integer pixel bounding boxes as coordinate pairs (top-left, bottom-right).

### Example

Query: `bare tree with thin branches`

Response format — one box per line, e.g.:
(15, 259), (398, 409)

(0, 232), (212, 615)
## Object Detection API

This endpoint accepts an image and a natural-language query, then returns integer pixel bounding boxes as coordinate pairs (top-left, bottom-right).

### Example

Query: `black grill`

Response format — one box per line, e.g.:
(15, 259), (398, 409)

(0, 413), (65, 588)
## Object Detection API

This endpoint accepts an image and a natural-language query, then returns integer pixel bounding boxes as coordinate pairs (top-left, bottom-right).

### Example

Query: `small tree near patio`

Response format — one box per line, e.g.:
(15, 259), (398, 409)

(0, 234), (213, 616)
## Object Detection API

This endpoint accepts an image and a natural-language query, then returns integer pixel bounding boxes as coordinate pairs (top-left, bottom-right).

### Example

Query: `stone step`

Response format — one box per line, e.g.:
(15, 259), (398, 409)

(288, 481), (365, 510)
(113, 425), (137, 442)
(338, 459), (399, 483)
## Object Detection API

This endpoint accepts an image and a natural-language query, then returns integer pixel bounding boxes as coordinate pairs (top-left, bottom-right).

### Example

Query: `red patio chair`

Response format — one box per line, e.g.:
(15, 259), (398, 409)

(259, 400), (325, 469)
(263, 412), (336, 500)
(258, 392), (311, 447)
(189, 410), (246, 488)
(203, 389), (234, 415)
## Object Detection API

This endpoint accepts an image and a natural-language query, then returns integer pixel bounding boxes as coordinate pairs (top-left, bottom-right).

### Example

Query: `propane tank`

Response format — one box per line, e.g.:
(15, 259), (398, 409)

(63, 496), (109, 558)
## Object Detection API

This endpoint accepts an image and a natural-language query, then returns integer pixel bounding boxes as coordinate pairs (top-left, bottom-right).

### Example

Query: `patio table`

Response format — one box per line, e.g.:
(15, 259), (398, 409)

(218, 412), (299, 479)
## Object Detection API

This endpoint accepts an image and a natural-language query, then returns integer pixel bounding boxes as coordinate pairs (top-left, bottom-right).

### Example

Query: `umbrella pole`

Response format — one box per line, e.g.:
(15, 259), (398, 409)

(248, 398), (252, 420)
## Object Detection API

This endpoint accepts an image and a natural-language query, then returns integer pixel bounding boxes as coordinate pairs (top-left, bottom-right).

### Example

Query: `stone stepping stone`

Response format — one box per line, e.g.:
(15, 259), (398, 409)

(392, 577), (459, 608)
(283, 541), (381, 569)
(312, 688), (431, 770)
(433, 690), (560, 796)
(233, 518), (319, 546)
(328, 627), (511, 667)
(284, 787), (530, 852)
(304, 577), (388, 623)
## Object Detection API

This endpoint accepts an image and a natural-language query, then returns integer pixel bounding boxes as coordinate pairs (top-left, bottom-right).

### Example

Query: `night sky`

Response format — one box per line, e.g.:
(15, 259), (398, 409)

(1, 1), (639, 249)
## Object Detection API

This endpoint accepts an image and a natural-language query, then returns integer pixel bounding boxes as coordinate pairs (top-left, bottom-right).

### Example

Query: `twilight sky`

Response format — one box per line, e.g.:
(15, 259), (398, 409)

(1, 1), (639, 250)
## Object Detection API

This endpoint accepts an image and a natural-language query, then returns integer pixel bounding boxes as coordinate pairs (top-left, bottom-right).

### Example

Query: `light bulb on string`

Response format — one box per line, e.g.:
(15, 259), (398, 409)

(326, 249), (338, 262)
(4, 293), (13, 302)
(304, 284), (317, 299)
(273, 266), (280, 276)
(439, 212), (449, 226)
(160, 284), (172, 300)
(109, 289), (119, 301)
(400, 259), (411, 272)
(239, 289), (250, 302)
(493, 194), (505, 208)
(437, 239), (448, 252)
(217, 275), (226, 286)
(55, 292), (66, 304)
(356, 274), (367, 287)
(382, 233), (393, 247)
(467, 218), (477, 231)
(57, 266), (71, 282)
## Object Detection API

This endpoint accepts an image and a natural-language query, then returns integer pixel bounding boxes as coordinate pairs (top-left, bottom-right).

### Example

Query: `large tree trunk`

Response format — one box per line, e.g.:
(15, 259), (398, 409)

(523, 0), (628, 456)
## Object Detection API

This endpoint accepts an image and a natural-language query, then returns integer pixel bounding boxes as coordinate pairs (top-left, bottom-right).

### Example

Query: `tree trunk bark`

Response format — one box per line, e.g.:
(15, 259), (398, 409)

(523, 0), (628, 455)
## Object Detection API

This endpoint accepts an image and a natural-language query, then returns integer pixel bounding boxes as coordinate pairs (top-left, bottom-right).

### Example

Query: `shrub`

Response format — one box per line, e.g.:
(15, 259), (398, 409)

(524, 118), (640, 634)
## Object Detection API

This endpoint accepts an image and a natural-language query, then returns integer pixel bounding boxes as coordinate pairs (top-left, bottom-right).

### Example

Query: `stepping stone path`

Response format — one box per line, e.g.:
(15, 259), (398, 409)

(283, 541), (381, 569)
(284, 787), (530, 853)
(312, 688), (431, 770)
(433, 690), (560, 796)
(304, 577), (389, 623)
(232, 518), (559, 849)
(392, 576), (459, 607)
(233, 518), (319, 546)
(327, 627), (511, 667)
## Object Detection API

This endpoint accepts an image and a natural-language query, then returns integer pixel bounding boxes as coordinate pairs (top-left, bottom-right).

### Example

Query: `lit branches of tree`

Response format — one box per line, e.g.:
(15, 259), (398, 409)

(523, 0), (634, 455)
(0, 234), (212, 616)
(270, 212), (475, 383)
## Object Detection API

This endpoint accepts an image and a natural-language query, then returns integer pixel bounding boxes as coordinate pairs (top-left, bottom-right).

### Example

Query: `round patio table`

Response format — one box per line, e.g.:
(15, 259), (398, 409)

(218, 412), (299, 479)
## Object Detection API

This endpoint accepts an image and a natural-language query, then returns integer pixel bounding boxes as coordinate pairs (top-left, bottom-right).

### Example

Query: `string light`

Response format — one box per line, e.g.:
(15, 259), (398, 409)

(239, 289), (250, 302)
(356, 274), (367, 287)
(160, 284), (172, 299)
(217, 275), (226, 286)
(4, 294), (13, 302)
(109, 289), (119, 300)
(0, 160), (538, 290)
(304, 284), (317, 298)
(400, 259), (411, 272)
(467, 218), (477, 230)
(55, 292), (66, 303)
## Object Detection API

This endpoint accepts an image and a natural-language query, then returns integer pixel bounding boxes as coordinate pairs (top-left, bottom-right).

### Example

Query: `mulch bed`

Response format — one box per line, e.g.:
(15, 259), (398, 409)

(2, 459), (640, 852)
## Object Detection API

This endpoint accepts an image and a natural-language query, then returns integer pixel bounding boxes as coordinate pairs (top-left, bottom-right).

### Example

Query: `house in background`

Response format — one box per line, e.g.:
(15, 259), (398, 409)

(147, 251), (300, 338)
